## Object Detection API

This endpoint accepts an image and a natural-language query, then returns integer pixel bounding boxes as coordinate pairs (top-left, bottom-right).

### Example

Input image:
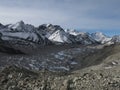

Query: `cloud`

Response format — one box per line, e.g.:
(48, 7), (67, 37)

(0, 0), (120, 30)
(0, 6), (71, 26)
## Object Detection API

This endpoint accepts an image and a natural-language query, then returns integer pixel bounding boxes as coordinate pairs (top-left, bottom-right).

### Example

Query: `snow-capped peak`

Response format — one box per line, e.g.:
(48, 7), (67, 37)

(8, 21), (24, 29)
(91, 32), (112, 44)
(65, 29), (79, 36)
(112, 35), (120, 43)
(48, 29), (71, 43)
(66, 29), (89, 36)
(38, 24), (65, 38)
(8, 21), (36, 32)
(0, 21), (115, 45)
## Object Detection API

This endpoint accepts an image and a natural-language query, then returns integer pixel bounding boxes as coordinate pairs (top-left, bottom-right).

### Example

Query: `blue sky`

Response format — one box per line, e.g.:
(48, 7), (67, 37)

(0, 0), (120, 36)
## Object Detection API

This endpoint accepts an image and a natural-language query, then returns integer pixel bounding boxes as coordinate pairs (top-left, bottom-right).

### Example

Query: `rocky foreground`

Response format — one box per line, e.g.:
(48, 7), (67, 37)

(0, 44), (120, 90)
(0, 64), (120, 90)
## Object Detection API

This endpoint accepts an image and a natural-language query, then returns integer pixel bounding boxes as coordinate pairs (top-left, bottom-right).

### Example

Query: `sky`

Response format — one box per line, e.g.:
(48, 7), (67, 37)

(0, 0), (120, 36)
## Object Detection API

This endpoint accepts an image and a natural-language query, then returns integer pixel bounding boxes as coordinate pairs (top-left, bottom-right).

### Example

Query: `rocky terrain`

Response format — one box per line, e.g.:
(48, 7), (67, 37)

(0, 44), (120, 90)
(0, 21), (120, 90)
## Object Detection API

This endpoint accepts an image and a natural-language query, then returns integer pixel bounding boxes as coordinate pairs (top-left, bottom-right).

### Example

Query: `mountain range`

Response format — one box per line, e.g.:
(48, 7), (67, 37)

(0, 21), (120, 90)
(0, 21), (119, 47)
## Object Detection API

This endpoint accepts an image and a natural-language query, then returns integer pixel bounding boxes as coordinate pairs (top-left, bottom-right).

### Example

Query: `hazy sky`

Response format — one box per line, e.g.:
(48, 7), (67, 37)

(0, 0), (120, 35)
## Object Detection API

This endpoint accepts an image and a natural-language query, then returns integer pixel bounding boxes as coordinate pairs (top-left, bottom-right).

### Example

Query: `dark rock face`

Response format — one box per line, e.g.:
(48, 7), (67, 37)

(0, 33), (2, 40)
(0, 44), (24, 54)
(0, 32), (23, 54)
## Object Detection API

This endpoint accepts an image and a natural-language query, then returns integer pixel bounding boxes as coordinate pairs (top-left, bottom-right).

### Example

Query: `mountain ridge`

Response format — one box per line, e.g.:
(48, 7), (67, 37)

(0, 21), (119, 46)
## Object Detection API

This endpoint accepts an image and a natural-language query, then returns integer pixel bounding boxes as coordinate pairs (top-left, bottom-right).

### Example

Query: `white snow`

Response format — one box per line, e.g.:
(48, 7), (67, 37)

(58, 51), (64, 56)
(111, 61), (118, 65)
(71, 61), (78, 65)
(66, 29), (87, 36)
(1, 32), (40, 42)
(8, 21), (36, 32)
(54, 54), (65, 60)
(48, 30), (71, 43)
(91, 32), (112, 44)
(66, 29), (80, 36)
(51, 66), (70, 71)
(104, 66), (112, 69)
(29, 64), (39, 70)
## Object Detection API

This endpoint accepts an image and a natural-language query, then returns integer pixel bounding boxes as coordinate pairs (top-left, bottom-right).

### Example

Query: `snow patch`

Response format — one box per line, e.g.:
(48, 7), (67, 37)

(70, 61), (78, 65)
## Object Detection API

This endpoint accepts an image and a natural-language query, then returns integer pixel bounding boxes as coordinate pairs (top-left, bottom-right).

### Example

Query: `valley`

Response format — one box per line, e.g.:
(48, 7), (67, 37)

(0, 21), (120, 90)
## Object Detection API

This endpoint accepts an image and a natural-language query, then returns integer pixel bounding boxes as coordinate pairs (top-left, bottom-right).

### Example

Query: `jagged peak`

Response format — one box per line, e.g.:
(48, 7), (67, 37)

(8, 20), (25, 29)
(93, 32), (106, 36)
(91, 32), (110, 38)
(0, 21), (115, 45)
(0, 23), (3, 26)
(17, 20), (25, 24)
(41, 24), (54, 27)
(12, 20), (25, 27)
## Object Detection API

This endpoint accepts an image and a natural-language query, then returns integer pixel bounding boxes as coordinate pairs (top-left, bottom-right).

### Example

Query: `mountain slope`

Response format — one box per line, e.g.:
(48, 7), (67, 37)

(0, 33), (24, 54)
(0, 21), (51, 46)
(8, 21), (36, 32)
(91, 32), (112, 44)
(111, 35), (120, 43)
(37, 24), (99, 44)
(48, 29), (72, 44)
(0, 21), (118, 46)
(74, 32), (98, 44)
